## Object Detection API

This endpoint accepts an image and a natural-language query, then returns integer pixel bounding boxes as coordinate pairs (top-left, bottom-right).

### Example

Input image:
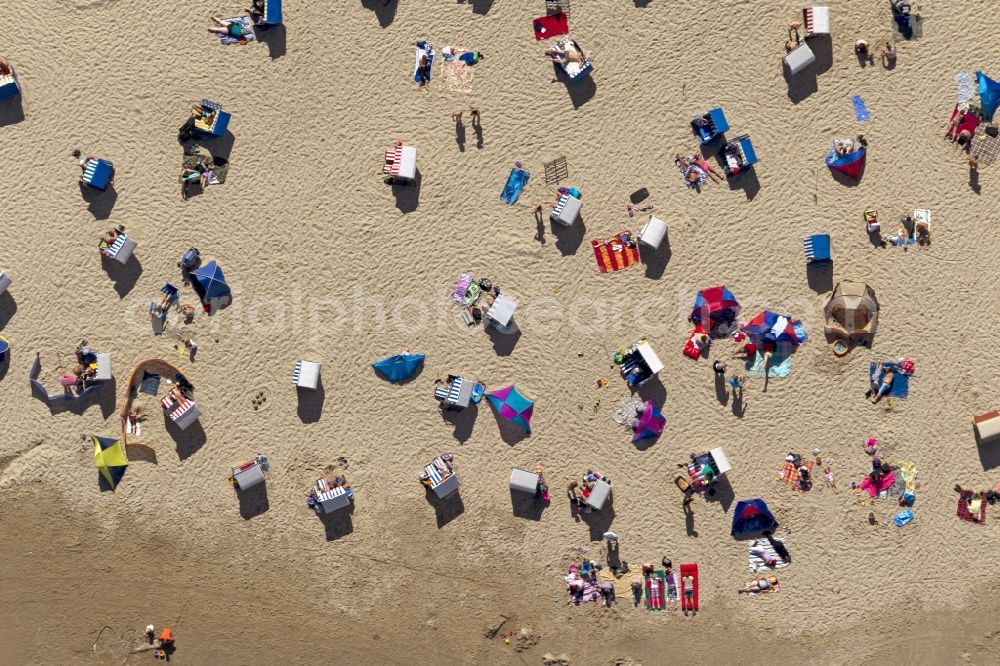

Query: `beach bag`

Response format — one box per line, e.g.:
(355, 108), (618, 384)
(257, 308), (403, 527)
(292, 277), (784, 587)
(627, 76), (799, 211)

(178, 248), (200, 270)
(894, 509), (914, 527)
(986, 125), (999, 138)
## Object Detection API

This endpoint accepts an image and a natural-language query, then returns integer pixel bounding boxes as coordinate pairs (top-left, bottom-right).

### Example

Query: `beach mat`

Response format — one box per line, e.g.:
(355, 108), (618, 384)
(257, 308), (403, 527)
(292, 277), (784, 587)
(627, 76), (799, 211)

(852, 95), (871, 121)
(414, 44), (434, 84)
(140, 372), (160, 395)
(679, 563), (698, 612)
(675, 159), (706, 189)
(438, 59), (474, 93)
(777, 459), (813, 491)
(970, 122), (1000, 168)
(869, 362), (910, 398)
(645, 570), (666, 611)
(215, 17), (254, 45)
(183, 153), (228, 185)
(591, 232), (639, 273)
(898, 461), (918, 493)
(500, 167), (529, 204)
(533, 13), (569, 40)
(957, 489), (986, 524)
(746, 345), (792, 378)
(748, 538), (790, 572)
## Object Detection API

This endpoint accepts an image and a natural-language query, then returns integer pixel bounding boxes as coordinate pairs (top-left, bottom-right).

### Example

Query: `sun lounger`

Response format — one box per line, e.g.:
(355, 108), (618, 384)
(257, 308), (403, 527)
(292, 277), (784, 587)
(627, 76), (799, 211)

(679, 563), (699, 612)
(550, 192), (582, 226)
(0, 271), (10, 296)
(292, 360), (320, 389)
(638, 217), (667, 250)
(784, 43), (815, 76)
(0, 67), (20, 100)
(101, 233), (137, 264)
(82, 158), (114, 191)
(803, 233), (831, 262)
(192, 100), (231, 137)
(803, 6), (830, 36)
(510, 468), (541, 494)
(975, 411), (1000, 444)
(425, 456), (460, 498)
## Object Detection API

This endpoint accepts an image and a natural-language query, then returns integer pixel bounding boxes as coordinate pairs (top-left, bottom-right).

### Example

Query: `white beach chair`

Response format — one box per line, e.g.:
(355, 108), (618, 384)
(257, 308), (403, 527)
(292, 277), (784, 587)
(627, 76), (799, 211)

(292, 360), (320, 389)
(550, 193), (582, 226)
(638, 216), (668, 250)
(510, 468), (540, 495)
(803, 6), (830, 36)
(784, 43), (816, 76)
(95, 353), (112, 381)
(0, 271), (10, 295)
(585, 478), (612, 510)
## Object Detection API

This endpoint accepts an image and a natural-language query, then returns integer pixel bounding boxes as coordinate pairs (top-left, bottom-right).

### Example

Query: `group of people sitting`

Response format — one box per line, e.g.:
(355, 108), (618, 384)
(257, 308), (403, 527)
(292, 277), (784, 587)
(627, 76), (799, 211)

(675, 152), (724, 185)
(566, 470), (610, 513)
(179, 157), (217, 200)
(887, 213), (930, 247)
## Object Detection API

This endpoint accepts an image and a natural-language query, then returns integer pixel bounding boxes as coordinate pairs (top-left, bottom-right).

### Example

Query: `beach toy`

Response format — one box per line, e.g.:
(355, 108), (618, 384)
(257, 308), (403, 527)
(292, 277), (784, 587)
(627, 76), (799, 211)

(831, 339), (849, 357)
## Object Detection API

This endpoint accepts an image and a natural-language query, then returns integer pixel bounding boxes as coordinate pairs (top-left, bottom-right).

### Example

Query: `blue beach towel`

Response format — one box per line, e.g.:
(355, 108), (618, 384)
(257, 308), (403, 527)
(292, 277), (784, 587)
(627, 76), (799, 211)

(869, 362), (910, 398)
(793, 320), (808, 344)
(140, 372), (161, 395)
(500, 168), (530, 204)
(746, 344), (792, 378)
(414, 42), (434, 84)
(852, 95), (871, 121)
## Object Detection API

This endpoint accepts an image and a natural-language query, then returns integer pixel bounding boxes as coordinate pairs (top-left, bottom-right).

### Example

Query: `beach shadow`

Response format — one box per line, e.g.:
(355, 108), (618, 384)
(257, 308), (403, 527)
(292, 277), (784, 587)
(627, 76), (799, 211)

(455, 121), (466, 152)
(0, 95), (25, 126)
(581, 503), (615, 541)
(868, 228), (887, 248)
(487, 321), (521, 357)
(79, 182), (118, 220)
(125, 443), (158, 466)
(425, 488), (464, 528)
(552, 217), (585, 255)
(641, 236), (671, 280)
(714, 373), (729, 406)
(495, 415), (529, 446)
(534, 207), (546, 245)
(473, 119), (483, 149)
(831, 166), (864, 187)
(256, 23), (286, 59)
(101, 254), (142, 299)
(732, 393), (747, 417)
(706, 476), (735, 512)
(442, 403), (477, 443)
(806, 260), (833, 294)
(360, 0), (396, 27)
(199, 131), (236, 161)
(319, 504), (355, 540)
(297, 380), (325, 423)
(554, 66), (597, 109)
(237, 482), (270, 520)
(166, 417), (206, 460)
(0, 354), (8, 382)
(510, 489), (545, 521)
(0, 292), (16, 329)
(633, 0), (652, 6)
(810, 35), (833, 74)
(391, 169), (421, 213)
(970, 167), (981, 194)
(783, 66), (817, 105)
(632, 432), (659, 452)
(637, 376), (666, 405)
(458, 0), (494, 15)
(975, 427), (1000, 470)
(727, 167), (760, 200)
(684, 505), (698, 537)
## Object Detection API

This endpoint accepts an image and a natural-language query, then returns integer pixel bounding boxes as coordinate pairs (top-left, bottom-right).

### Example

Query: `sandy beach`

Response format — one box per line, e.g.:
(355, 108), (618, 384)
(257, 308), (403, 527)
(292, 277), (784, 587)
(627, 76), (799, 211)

(3, 1), (1000, 664)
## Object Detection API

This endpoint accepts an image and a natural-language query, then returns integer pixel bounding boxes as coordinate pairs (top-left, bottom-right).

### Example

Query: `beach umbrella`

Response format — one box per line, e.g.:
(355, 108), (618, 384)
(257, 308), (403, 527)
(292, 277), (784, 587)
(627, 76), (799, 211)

(977, 71), (1000, 121)
(825, 144), (866, 181)
(631, 400), (665, 443)
(824, 282), (879, 334)
(691, 285), (741, 334)
(190, 260), (230, 303)
(743, 310), (798, 345)
(731, 498), (778, 536)
(92, 435), (128, 489)
(371, 353), (425, 382)
(486, 385), (534, 434)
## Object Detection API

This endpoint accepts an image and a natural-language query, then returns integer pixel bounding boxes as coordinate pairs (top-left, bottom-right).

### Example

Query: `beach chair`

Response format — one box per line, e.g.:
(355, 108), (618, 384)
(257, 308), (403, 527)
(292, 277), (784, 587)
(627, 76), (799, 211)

(81, 158), (114, 191)
(100, 233), (138, 265)
(585, 478), (612, 510)
(313, 478), (352, 513)
(550, 192), (582, 226)
(424, 456), (460, 499)
(292, 360), (320, 389)
(692, 108), (729, 144)
(384, 142), (417, 183)
(485, 294), (518, 330)
(803, 6), (830, 36)
(0, 65), (20, 100)
(553, 40), (593, 82)
(803, 234), (831, 262)
(510, 468), (541, 495)
(620, 341), (663, 387)
(162, 390), (202, 430)
(95, 353), (112, 381)
(0, 335), (8, 363)
(638, 217), (667, 250)
(720, 135), (757, 177)
(262, 0), (282, 25)
(864, 209), (880, 234)
(974, 411), (1000, 445)
(192, 100), (232, 137)
(230, 457), (267, 491)
(783, 42), (815, 76)
(435, 375), (473, 409)
(0, 271), (10, 295)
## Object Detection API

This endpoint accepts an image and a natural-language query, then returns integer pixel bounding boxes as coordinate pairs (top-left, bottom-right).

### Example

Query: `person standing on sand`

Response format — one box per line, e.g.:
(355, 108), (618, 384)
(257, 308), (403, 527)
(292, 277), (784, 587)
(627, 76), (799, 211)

(452, 110), (463, 124)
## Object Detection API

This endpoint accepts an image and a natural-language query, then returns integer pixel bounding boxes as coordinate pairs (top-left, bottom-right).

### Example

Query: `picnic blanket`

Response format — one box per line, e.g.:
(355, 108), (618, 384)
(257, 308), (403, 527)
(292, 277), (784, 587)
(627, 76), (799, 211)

(592, 232), (639, 273)
(438, 60), (474, 93)
(748, 538), (790, 571)
(140, 371), (161, 395)
(746, 345), (792, 378)
(414, 43), (434, 84)
(970, 122), (1000, 167)
(955, 71), (977, 104)
(500, 167), (529, 204)
(957, 489), (987, 524)
(675, 159), (707, 188)
(852, 95), (871, 121)
(645, 571), (666, 611)
(216, 17), (254, 45)
(870, 362), (910, 398)
(860, 470), (896, 497)
(777, 459), (814, 491)
(533, 13), (569, 40)
(183, 153), (228, 185)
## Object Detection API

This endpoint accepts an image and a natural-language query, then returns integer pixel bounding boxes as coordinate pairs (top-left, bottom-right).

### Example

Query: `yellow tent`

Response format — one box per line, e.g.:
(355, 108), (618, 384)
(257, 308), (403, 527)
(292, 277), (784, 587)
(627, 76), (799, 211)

(92, 435), (128, 489)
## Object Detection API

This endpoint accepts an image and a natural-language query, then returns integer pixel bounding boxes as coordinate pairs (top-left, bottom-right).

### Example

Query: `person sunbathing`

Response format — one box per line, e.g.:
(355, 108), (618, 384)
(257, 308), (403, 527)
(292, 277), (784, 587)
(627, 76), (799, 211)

(208, 15), (251, 39)
(675, 154), (707, 184)
(867, 363), (894, 403)
(738, 576), (778, 594)
(191, 104), (216, 126)
(151, 292), (173, 318)
(691, 151), (725, 183)
(915, 219), (930, 245)
(545, 46), (584, 66)
(732, 339), (757, 360)
(100, 225), (125, 246)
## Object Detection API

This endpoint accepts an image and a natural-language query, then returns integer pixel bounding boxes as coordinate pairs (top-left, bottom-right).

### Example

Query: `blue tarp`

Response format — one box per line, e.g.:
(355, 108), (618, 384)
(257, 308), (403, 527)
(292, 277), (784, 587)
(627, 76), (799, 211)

(372, 353), (425, 382)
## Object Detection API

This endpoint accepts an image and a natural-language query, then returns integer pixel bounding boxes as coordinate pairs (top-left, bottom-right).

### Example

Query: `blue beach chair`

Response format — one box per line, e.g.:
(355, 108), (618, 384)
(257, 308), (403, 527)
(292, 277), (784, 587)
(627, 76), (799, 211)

(0, 65), (20, 100)
(803, 234), (831, 262)
(81, 158), (114, 191)
(720, 135), (757, 177)
(192, 100), (231, 137)
(692, 108), (729, 144)
(262, 0), (282, 25)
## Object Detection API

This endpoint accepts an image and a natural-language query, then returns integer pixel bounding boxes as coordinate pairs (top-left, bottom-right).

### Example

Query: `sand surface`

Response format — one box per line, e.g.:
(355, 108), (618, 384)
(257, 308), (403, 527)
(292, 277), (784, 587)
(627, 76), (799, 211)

(3, 1), (1000, 664)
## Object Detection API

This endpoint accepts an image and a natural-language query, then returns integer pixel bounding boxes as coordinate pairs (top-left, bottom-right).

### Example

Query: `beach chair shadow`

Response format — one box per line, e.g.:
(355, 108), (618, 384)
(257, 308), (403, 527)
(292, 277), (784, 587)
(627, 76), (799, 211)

(552, 216), (585, 255)
(458, 0), (494, 15)
(510, 489), (545, 521)
(581, 503), (615, 541)
(974, 427), (1000, 471)
(79, 181), (118, 220)
(487, 321), (521, 357)
(784, 65), (818, 105)
(727, 167), (760, 200)
(237, 483), (270, 519)
(101, 254), (143, 299)
(637, 376), (666, 405)
(165, 417), (206, 460)
(425, 488), (464, 528)
(553, 66), (597, 110)
(0, 96), (25, 126)
(0, 292), (16, 329)
(441, 403), (477, 443)
(319, 504), (354, 540)
(198, 131), (236, 161)
(392, 169), (421, 213)
(641, 236), (671, 280)
(297, 379), (325, 423)
(704, 475), (735, 512)
(255, 23), (286, 59)
(0, 354), (8, 382)
(714, 373), (729, 406)
(806, 260), (833, 294)
(810, 35), (833, 74)
(360, 0), (397, 27)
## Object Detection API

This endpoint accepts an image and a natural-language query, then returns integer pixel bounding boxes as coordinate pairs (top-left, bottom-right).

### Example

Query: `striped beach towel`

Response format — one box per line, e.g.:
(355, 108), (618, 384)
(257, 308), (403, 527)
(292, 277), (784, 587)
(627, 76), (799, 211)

(675, 159), (706, 188)
(777, 459), (813, 491)
(748, 538), (790, 571)
(591, 232), (639, 273)
(216, 17), (255, 45)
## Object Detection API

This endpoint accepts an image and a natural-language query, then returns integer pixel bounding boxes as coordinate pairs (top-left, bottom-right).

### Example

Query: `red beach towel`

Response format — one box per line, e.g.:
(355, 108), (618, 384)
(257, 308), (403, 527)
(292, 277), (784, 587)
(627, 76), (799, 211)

(533, 13), (569, 41)
(680, 563), (698, 612)
(946, 105), (981, 139)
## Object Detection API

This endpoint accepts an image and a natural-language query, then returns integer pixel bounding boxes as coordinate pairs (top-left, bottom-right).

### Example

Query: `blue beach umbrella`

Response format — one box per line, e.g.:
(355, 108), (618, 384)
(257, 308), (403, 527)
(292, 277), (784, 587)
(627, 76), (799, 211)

(372, 353), (425, 382)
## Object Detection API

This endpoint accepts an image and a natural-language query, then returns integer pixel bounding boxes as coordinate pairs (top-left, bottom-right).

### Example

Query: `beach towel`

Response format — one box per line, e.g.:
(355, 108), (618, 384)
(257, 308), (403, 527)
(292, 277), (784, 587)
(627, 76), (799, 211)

(746, 345), (792, 378)
(573, 578), (601, 604)
(591, 232), (639, 273)
(215, 17), (255, 45)
(452, 274), (474, 303)
(869, 362), (910, 398)
(645, 571), (666, 611)
(533, 13), (569, 40)
(683, 328), (708, 360)
(438, 60), (474, 93)
(793, 320), (808, 344)
(500, 167), (530, 204)
(957, 489), (986, 523)
(955, 71), (976, 105)
(183, 153), (228, 185)
(414, 43), (434, 84)
(675, 159), (707, 188)
(748, 538), (790, 571)
(679, 563), (698, 612)
(859, 470), (896, 498)
(140, 372), (161, 395)
(777, 460), (814, 491)
(852, 95), (871, 121)
(946, 104), (981, 139)
(885, 470), (907, 500)
(897, 461), (918, 493)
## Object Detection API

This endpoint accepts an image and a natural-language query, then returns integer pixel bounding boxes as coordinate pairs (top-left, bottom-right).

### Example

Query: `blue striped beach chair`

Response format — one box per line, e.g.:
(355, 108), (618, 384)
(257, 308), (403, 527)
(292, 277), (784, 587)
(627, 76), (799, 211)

(101, 233), (138, 264)
(0, 67), (19, 100)
(82, 158), (114, 190)
(292, 360), (320, 389)
(263, 0), (282, 25)
(193, 99), (232, 137)
(803, 234), (831, 262)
